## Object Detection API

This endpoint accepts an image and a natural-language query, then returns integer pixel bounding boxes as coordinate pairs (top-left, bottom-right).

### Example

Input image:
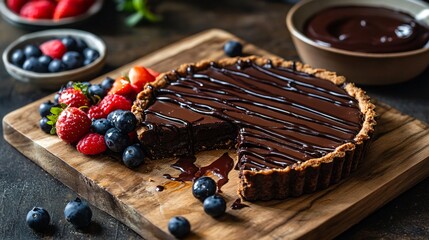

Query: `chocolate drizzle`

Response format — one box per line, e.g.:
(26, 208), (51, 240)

(163, 153), (234, 192)
(142, 60), (363, 171)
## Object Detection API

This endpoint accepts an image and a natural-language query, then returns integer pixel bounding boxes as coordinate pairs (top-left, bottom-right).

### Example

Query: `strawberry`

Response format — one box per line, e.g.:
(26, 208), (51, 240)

(20, 0), (56, 19)
(108, 77), (134, 97)
(147, 68), (160, 78)
(40, 39), (67, 59)
(6, 0), (27, 14)
(56, 107), (91, 144)
(53, 0), (90, 20)
(77, 133), (106, 155)
(99, 94), (132, 116)
(128, 66), (155, 94)
(58, 83), (90, 108)
(87, 105), (107, 120)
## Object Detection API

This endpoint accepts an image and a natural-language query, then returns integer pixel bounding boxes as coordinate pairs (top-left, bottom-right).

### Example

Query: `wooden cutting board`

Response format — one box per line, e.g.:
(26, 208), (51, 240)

(3, 29), (429, 240)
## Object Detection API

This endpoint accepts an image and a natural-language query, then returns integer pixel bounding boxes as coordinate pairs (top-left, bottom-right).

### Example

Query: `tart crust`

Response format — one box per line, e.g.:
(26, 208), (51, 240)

(132, 56), (376, 201)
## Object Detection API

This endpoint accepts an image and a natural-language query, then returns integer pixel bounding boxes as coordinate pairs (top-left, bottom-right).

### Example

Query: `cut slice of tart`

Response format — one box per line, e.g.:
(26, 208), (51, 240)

(132, 56), (376, 201)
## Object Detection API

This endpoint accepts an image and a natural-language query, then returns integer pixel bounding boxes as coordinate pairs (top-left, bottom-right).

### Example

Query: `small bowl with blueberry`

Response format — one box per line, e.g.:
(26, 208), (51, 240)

(2, 28), (106, 89)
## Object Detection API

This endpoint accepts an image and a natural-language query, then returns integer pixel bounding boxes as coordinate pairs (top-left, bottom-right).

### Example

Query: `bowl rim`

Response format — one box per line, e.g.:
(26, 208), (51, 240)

(0, 0), (104, 27)
(2, 29), (106, 79)
(286, 0), (429, 58)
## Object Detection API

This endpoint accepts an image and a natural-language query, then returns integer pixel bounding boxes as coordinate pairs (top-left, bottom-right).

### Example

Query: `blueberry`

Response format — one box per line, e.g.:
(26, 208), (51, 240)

(107, 110), (125, 126)
(83, 48), (100, 65)
(114, 111), (137, 133)
(192, 176), (217, 201)
(168, 216), (191, 238)
(122, 144), (145, 168)
(88, 84), (105, 97)
(24, 44), (42, 58)
(54, 92), (60, 104)
(48, 59), (67, 73)
(39, 118), (52, 134)
(91, 118), (112, 134)
(23, 57), (44, 72)
(64, 198), (92, 229)
(76, 38), (88, 52)
(101, 77), (115, 91)
(104, 128), (129, 153)
(38, 55), (52, 73)
(61, 36), (78, 51)
(203, 195), (227, 217)
(223, 40), (243, 57)
(62, 51), (83, 70)
(11, 49), (25, 66)
(39, 100), (55, 117)
(26, 207), (50, 232)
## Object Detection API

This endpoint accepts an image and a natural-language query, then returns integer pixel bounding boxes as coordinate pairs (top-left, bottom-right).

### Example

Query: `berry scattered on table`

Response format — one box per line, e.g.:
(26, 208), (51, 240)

(104, 127), (129, 153)
(77, 133), (107, 155)
(26, 207), (50, 232)
(64, 197), (92, 229)
(101, 77), (115, 91)
(122, 144), (145, 168)
(40, 39), (67, 60)
(168, 216), (191, 239)
(128, 66), (155, 94)
(87, 104), (107, 120)
(203, 195), (227, 217)
(192, 176), (217, 201)
(223, 40), (243, 57)
(99, 94), (132, 116)
(55, 107), (91, 144)
(88, 84), (106, 98)
(107, 109), (124, 125)
(108, 76), (134, 97)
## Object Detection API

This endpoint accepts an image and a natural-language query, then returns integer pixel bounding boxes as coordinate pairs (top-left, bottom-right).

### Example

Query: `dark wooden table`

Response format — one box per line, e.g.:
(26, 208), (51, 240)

(1, 1), (428, 239)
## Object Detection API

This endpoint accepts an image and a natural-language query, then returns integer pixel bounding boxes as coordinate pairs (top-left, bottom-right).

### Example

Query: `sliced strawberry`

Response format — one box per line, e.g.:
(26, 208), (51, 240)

(6, 0), (27, 14)
(20, 0), (56, 19)
(40, 39), (67, 59)
(53, 0), (89, 20)
(108, 77), (134, 97)
(56, 107), (91, 144)
(128, 66), (155, 94)
(147, 68), (160, 78)
(77, 133), (106, 155)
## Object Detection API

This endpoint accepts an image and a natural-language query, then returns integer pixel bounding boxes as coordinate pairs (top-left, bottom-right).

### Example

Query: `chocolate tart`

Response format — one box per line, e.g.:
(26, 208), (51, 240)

(132, 56), (376, 201)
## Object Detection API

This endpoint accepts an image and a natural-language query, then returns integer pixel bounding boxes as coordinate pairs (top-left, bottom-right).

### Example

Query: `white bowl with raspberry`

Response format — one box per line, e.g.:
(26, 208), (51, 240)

(2, 29), (106, 89)
(0, 0), (104, 28)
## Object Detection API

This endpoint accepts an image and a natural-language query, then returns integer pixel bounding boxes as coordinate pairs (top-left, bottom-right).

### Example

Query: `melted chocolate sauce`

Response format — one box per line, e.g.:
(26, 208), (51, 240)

(163, 153), (234, 192)
(304, 6), (429, 53)
(155, 185), (165, 192)
(231, 198), (249, 210)
(143, 60), (363, 171)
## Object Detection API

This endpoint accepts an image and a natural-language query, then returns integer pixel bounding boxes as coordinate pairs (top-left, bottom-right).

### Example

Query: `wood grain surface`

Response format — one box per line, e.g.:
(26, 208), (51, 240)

(3, 29), (429, 240)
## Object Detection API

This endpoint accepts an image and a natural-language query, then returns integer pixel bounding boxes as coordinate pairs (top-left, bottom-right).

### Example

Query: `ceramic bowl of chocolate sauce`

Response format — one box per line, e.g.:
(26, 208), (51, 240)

(286, 0), (429, 85)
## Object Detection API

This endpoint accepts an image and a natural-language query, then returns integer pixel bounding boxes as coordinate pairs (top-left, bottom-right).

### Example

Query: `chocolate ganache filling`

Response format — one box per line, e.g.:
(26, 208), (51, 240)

(304, 6), (429, 53)
(140, 60), (363, 171)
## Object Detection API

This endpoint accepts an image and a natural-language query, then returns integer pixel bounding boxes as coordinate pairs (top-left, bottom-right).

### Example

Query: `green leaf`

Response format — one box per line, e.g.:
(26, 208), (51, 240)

(116, 0), (135, 12)
(50, 126), (56, 135)
(133, 0), (145, 12)
(126, 12), (144, 27)
(50, 107), (63, 115)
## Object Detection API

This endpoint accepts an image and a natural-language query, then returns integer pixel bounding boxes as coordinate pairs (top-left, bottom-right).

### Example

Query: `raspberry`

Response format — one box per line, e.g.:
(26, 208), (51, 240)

(77, 133), (107, 155)
(40, 40), (67, 59)
(59, 88), (90, 108)
(87, 105), (107, 120)
(56, 107), (91, 144)
(99, 94), (132, 116)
